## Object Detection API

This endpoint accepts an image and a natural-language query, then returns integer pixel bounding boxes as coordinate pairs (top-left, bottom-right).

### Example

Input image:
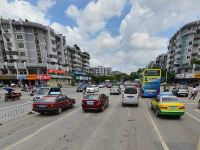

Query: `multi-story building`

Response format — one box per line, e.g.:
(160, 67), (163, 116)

(66, 45), (90, 81)
(167, 21), (200, 74)
(167, 20), (200, 82)
(146, 61), (156, 68)
(155, 53), (167, 70)
(92, 66), (112, 76)
(0, 18), (71, 86)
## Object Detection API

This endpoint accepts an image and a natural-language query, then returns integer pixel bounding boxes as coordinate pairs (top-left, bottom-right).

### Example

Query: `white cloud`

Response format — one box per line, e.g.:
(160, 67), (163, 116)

(37, 0), (56, 12)
(0, 0), (51, 25)
(65, 0), (127, 33)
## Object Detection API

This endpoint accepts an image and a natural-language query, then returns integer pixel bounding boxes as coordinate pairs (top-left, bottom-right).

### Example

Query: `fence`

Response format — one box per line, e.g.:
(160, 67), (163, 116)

(0, 102), (32, 123)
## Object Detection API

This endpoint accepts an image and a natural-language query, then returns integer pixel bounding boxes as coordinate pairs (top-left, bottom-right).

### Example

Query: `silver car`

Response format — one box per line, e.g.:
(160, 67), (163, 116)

(110, 86), (121, 95)
(122, 87), (139, 107)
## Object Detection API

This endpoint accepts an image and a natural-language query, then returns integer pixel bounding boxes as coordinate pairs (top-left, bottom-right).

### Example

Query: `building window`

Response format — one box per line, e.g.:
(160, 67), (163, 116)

(16, 34), (23, 40)
(18, 43), (25, 49)
(198, 48), (200, 52)
(15, 26), (22, 31)
(189, 41), (192, 45)
(187, 26), (191, 30)
(186, 56), (190, 59)
(188, 49), (191, 52)
(20, 52), (25, 56)
(197, 55), (200, 58)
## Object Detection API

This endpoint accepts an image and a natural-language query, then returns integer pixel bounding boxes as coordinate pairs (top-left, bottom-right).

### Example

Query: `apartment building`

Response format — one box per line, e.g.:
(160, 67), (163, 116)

(155, 53), (167, 70)
(146, 61), (156, 68)
(167, 21), (200, 73)
(167, 20), (200, 81)
(66, 45), (90, 81)
(92, 66), (112, 76)
(0, 18), (71, 86)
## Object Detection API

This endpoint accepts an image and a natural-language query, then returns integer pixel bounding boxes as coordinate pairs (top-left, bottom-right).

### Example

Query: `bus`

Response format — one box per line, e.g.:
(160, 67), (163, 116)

(140, 69), (161, 98)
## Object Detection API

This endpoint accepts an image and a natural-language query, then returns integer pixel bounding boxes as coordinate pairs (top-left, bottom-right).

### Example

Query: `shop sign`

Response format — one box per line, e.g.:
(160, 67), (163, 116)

(48, 69), (65, 74)
(176, 73), (194, 79)
(27, 74), (51, 80)
(0, 75), (17, 80)
(195, 73), (200, 78)
(18, 75), (27, 80)
(50, 75), (68, 79)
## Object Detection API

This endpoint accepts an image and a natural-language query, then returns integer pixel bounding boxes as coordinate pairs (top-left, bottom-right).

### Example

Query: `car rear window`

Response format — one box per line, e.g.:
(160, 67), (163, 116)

(39, 97), (56, 102)
(37, 88), (49, 95)
(124, 88), (137, 94)
(85, 94), (99, 100)
(49, 88), (61, 95)
(162, 97), (179, 102)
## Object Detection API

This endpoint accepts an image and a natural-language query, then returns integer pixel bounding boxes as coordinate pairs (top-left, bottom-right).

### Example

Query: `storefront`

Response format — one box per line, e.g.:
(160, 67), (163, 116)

(0, 74), (18, 85)
(27, 74), (51, 86)
(48, 75), (72, 87)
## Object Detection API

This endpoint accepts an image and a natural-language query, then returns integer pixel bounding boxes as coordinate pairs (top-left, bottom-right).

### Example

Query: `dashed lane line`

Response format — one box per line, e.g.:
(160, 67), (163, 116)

(144, 102), (169, 150)
(3, 107), (82, 150)
(185, 111), (200, 123)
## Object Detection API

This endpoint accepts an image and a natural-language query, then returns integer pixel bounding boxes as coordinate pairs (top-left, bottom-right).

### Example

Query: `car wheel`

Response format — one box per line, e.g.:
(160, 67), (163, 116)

(5, 97), (8, 102)
(70, 103), (74, 108)
(155, 109), (160, 117)
(135, 104), (139, 107)
(122, 103), (125, 107)
(57, 108), (62, 114)
(100, 105), (104, 112)
(186, 94), (188, 97)
(40, 111), (45, 115)
(151, 103), (154, 110)
(17, 97), (20, 100)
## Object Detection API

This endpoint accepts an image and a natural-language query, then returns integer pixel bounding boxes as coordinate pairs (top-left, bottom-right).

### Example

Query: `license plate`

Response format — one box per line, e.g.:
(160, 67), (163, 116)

(38, 105), (46, 108)
(87, 101), (94, 105)
(170, 106), (177, 109)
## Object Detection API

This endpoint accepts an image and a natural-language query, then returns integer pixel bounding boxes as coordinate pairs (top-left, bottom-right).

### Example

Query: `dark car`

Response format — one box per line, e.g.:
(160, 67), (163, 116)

(82, 94), (109, 112)
(32, 95), (76, 115)
(76, 84), (88, 92)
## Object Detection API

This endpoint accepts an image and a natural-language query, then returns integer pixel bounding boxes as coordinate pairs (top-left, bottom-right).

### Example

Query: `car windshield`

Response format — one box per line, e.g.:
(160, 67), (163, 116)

(37, 88), (49, 95)
(85, 94), (99, 100)
(162, 97), (179, 102)
(124, 88), (137, 94)
(39, 97), (56, 102)
(88, 85), (96, 88)
(179, 86), (188, 89)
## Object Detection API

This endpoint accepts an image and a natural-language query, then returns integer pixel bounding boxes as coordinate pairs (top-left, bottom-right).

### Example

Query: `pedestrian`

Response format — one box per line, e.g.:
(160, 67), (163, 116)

(189, 85), (198, 100)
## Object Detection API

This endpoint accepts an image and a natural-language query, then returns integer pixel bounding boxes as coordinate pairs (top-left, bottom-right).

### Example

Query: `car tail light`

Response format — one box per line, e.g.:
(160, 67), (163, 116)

(94, 100), (101, 105)
(160, 106), (168, 109)
(179, 106), (185, 109)
(82, 100), (87, 105)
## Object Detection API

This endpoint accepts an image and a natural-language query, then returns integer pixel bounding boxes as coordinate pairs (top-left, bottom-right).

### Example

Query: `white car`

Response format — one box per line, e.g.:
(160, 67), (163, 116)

(122, 87), (139, 107)
(86, 85), (97, 93)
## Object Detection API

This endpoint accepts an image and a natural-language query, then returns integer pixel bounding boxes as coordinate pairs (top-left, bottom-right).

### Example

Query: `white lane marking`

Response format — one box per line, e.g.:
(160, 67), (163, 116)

(185, 112), (200, 123)
(144, 102), (169, 150)
(3, 107), (81, 150)
(127, 108), (131, 118)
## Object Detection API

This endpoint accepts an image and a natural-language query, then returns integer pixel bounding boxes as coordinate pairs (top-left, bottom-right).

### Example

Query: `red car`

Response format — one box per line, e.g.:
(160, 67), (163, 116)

(82, 94), (109, 112)
(32, 95), (76, 115)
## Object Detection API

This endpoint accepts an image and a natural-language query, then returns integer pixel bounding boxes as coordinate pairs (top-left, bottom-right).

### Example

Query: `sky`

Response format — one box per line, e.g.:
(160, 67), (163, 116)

(1, 0), (200, 73)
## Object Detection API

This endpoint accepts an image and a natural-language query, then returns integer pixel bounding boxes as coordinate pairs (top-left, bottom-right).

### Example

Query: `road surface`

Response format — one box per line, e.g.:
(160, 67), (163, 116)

(0, 87), (199, 150)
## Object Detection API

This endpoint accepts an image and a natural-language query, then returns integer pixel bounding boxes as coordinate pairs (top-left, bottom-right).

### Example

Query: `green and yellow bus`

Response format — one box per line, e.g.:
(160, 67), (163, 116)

(140, 69), (161, 97)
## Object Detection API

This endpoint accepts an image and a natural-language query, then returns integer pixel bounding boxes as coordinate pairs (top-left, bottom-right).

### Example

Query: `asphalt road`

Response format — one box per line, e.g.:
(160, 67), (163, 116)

(0, 87), (199, 150)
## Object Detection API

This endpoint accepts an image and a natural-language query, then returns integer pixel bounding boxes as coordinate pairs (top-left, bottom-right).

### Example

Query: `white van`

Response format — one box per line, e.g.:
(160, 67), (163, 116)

(122, 87), (139, 107)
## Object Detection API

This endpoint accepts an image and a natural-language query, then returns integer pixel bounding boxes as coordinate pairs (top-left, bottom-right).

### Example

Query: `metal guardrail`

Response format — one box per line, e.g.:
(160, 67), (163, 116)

(0, 102), (32, 123)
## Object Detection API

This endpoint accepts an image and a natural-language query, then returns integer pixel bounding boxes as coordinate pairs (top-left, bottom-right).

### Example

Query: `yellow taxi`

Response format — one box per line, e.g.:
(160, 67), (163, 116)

(151, 94), (185, 117)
